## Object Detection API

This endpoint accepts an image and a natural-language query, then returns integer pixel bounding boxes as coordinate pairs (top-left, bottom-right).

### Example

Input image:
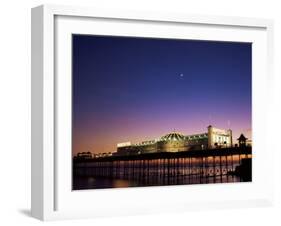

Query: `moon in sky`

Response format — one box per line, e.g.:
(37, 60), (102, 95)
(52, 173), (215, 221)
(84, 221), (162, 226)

(180, 73), (184, 78)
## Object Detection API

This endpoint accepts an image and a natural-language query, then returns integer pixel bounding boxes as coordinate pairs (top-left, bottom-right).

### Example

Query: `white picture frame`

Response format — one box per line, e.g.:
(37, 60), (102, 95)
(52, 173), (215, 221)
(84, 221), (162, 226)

(31, 4), (274, 221)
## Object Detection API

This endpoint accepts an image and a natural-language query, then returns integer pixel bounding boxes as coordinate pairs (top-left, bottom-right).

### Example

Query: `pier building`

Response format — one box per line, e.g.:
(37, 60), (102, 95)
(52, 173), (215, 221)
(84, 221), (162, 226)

(115, 125), (233, 156)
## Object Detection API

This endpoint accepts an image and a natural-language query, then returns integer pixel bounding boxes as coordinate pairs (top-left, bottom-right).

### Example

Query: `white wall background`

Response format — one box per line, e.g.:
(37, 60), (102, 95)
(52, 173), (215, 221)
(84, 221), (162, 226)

(0, 0), (280, 225)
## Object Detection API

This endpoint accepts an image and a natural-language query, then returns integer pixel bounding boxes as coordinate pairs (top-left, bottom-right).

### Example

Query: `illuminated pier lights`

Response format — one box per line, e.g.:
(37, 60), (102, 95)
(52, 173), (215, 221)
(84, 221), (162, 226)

(115, 125), (234, 156)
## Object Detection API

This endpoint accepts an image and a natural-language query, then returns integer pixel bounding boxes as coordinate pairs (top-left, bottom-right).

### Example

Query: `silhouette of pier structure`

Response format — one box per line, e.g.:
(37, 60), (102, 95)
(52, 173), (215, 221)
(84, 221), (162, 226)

(73, 146), (252, 187)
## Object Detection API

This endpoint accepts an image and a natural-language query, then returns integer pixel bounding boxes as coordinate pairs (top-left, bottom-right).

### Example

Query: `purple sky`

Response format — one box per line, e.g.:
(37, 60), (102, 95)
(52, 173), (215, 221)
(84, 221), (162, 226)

(72, 35), (252, 155)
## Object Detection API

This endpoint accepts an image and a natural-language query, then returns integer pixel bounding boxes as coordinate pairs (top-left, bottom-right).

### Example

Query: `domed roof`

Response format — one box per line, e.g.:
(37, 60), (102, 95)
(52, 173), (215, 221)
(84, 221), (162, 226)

(161, 131), (185, 141)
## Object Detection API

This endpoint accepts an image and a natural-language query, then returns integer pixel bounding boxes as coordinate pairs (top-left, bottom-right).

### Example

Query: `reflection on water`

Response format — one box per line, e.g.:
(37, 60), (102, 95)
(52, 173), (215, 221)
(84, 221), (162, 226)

(73, 155), (250, 190)
(73, 177), (133, 190)
(73, 175), (241, 190)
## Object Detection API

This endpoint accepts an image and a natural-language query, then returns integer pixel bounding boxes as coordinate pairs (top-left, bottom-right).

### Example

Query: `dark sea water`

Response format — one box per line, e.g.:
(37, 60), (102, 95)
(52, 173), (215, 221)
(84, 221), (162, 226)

(73, 174), (242, 190)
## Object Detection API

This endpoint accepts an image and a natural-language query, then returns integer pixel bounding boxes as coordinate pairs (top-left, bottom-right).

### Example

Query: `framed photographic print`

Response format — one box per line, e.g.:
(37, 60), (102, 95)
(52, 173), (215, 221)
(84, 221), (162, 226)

(31, 4), (274, 221)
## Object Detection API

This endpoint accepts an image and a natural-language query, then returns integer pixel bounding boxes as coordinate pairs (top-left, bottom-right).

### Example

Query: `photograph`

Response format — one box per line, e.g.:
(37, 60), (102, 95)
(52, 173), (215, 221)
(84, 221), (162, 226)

(72, 34), (252, 190)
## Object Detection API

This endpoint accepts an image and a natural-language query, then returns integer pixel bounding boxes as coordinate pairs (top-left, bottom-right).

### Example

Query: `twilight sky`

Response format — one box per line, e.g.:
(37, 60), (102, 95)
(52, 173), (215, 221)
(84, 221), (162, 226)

(72, 35), (252, 155)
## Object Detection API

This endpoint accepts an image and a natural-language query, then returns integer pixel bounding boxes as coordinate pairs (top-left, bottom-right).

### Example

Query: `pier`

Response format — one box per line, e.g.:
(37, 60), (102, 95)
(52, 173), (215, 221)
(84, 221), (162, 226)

(73, 146), (252, 188)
